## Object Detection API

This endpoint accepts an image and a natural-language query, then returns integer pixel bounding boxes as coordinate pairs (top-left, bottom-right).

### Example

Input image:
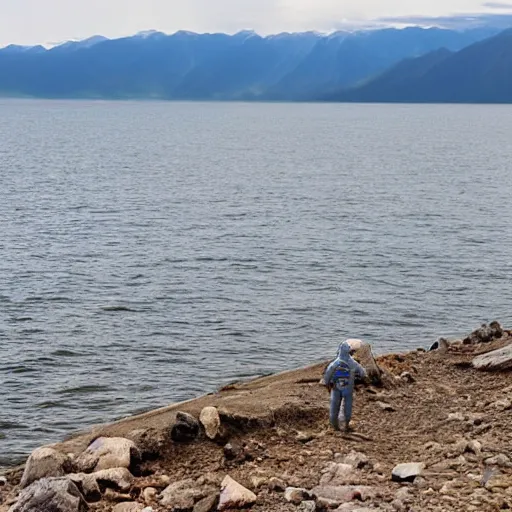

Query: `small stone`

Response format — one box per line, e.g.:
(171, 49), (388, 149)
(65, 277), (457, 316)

(0, 476), (7, 486)
(311, 485), (375, 505)
(199, 407), (221, 440)
(196, 473), (224, 487)
(218, 476), (256, 511)
(447, 412), (465, 422)
(453, 440), (469, 455)
(249, 475), (267, 489)
(467, 440), (482, 455)
(400, 372), (415, 383)
(296, 431), (315, 443)
(377, 402), (396, 412)
(143, 487), (157, 504)
(112, 503), (144, 512)
(484, 454), (511, 467)
(391, 499), (405, 511)
(193, 494), (218, 512)
(20, 447), (72, 488)
(93, 467), (134, 492)
(267, 477), (286, 492)
(223, 442), (243, 461)
(391, 463), (425, 483)
(320, 463), (354, 485)
(171, 412), (200, 443)
(284, 487), (311, 504)
(395, 487), (412, 502)
(103, 489), (133, 502)
(343, 451), (369, 469)
(298, 501), (316, 512)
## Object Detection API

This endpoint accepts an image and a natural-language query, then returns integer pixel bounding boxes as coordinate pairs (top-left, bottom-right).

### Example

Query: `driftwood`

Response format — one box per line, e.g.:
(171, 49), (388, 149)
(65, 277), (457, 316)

(472, 343), (512, 372)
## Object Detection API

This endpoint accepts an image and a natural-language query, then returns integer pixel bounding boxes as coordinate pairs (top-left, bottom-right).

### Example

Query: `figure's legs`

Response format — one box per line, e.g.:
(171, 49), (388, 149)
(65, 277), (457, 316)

(329, 389), (342, 430)
(342, 387), (354, 432)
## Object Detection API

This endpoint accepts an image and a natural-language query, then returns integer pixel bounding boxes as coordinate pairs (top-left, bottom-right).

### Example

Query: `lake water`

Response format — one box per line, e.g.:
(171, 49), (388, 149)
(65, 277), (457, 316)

(1, 99), (512, 464)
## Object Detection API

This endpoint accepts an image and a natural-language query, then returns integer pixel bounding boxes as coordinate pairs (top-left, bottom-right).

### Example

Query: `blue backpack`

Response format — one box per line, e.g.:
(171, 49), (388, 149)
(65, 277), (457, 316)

(332, 360), (351, 388)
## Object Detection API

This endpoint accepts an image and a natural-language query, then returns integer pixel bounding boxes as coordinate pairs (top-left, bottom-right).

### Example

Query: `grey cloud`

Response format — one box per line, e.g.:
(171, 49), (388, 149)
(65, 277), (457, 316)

(377, 12), (512, 28)
(482, 1), (512, 8)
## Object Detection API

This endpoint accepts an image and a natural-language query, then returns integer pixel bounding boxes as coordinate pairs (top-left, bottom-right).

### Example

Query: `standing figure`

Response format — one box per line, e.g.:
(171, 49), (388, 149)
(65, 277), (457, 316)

(323, 340), (367, 432)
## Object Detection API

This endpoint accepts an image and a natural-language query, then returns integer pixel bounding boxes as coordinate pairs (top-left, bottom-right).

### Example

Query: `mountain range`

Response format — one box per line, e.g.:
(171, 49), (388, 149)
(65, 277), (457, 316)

(333, 28), (512, 103)
(0, 26), (510, 102)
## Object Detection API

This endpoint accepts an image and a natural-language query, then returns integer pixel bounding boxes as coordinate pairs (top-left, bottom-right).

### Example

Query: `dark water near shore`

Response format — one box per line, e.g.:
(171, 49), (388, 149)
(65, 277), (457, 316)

(1, 99), (512, 464)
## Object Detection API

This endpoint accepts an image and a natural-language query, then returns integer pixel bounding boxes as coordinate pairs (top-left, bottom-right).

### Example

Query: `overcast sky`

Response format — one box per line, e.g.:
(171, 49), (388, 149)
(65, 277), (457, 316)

(1, 0), (512, 46)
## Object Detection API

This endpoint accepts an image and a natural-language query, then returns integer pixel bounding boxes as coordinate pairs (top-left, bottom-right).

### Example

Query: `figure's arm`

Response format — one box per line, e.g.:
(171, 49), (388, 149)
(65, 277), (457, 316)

(349, 357), (367, 379)
(323, 361), (336, 387)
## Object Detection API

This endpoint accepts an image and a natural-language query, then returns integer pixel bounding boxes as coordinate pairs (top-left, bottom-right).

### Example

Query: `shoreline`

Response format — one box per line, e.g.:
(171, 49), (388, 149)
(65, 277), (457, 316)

(1, 324), (511, 511)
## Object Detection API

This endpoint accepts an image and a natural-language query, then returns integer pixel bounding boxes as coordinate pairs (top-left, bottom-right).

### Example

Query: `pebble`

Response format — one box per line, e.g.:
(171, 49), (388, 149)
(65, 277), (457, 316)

(284, 487), (311, 504)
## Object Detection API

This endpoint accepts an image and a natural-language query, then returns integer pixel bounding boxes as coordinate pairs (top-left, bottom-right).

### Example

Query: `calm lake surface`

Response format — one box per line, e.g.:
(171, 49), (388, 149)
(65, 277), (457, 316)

(1, 100), (511, 463)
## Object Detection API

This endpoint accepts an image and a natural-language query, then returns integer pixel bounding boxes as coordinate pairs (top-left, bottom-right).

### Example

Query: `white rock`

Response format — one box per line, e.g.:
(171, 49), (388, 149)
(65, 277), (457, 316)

(200, 407), (221, 440)
(0, 476), (7, 486)
(93, 467), (134, 491)
(284, 487), (311, 504)
(391, 463), (425, 482)
(75, 437), (139, 472)
(20, 447), (71, 488)
(218, 476), (256, 511)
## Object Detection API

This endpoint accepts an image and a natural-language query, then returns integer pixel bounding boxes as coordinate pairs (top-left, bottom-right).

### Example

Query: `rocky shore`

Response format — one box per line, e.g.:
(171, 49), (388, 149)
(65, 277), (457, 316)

(1, 323), (511, 512)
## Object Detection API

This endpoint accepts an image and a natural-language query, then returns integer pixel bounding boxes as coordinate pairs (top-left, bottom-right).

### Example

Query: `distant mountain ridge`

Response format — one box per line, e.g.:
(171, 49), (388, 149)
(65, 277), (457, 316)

(0, 26), (500, 101)
(333, 28), (512, 103)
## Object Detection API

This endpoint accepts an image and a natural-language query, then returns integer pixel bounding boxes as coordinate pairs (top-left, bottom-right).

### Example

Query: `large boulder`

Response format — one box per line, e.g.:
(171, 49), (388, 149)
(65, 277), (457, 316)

(170, 412), (200, 443)
(349, 341), (382, 385)
(20, 447), (72, 488)
(199, 407), (221, 440)
(9, 478), (88, 512)
(75, 437), (139, 472)
(472, 344), (512, 372)
(218, 476), (256, 511)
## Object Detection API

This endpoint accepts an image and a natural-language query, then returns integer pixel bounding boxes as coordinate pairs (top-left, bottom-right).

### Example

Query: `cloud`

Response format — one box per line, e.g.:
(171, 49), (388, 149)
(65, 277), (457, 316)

(377, 12), (512, 28)
(482, 1), (512, 8)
